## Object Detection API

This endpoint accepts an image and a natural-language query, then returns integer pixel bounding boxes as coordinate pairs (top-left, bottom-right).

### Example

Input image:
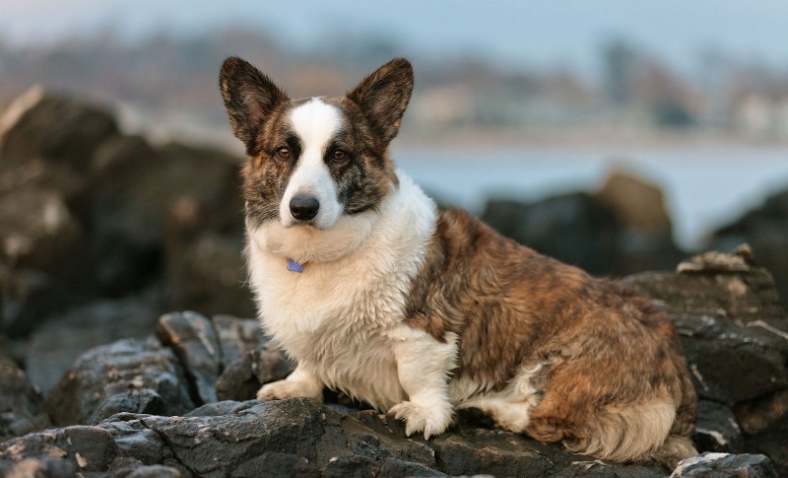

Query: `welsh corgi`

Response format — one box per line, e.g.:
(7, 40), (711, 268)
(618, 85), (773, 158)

(219, 57), (697, 467)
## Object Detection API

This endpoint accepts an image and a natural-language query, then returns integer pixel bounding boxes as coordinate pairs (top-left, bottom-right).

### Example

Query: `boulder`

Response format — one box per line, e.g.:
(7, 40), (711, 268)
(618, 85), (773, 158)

(0, 358), (50, 442)
(24, 294), (164, 393)
(712, 186), (788, 303)
(0, 86), (119, 171)
(624, 245), (788, 475)
(671, 453), (778, 478)
(481, 192), (621, 275)
(43, 337), (194, 426)
(156, 311), (222, 405)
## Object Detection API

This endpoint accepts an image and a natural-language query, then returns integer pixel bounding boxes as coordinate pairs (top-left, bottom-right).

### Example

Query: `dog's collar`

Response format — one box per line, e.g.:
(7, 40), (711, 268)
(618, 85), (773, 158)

(287, 258), (305, 273)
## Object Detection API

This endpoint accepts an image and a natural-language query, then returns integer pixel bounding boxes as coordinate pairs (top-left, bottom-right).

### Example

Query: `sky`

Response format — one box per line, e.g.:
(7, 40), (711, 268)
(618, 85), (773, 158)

(2, 0), (788, 77)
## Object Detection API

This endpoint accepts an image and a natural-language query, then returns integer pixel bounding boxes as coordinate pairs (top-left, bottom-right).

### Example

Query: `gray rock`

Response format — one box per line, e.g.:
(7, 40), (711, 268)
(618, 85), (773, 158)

(156, 311), (221, 405)
(0, 425), (119, 475)
(671, 453), (778, 478)
(0, 358), (50, 442)
(211, 315), (261, 369)
(693, 401), (743, 454)
(25, 294), (163, 393)
(216, 340), (295, 402)
(43, 337), (194, 426)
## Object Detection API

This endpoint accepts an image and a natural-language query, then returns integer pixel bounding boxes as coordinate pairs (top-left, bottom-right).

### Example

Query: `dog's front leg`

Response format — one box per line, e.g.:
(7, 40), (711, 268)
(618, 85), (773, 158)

(387, 327), (458, 439)
(257, 363), (324, 401)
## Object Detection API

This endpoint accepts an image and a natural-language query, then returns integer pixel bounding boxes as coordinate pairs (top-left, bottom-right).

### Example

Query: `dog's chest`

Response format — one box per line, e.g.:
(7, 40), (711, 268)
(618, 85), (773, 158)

(251, 255), (415, 409)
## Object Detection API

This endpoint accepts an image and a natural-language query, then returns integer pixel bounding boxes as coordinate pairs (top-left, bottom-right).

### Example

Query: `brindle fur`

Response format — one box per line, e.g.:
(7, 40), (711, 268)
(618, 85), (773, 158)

(219, 56), (698, 468)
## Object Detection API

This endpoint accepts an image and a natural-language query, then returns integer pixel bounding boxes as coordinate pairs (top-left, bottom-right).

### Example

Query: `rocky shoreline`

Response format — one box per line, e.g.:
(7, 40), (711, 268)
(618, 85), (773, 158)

(2, 90), (788, 477)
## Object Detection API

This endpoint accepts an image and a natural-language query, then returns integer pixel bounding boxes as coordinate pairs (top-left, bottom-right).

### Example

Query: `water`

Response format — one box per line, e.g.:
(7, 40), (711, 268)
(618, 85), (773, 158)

(393, 146), (788, 251)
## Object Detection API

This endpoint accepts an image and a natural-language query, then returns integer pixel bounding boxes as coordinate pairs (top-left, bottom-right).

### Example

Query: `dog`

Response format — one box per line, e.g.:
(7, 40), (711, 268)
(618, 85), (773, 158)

(219, 56), (697, 467)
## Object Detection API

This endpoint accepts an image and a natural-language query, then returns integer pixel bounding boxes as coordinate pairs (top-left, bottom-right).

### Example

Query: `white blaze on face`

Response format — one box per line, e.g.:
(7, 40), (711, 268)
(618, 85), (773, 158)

(280, 98), (344, 229)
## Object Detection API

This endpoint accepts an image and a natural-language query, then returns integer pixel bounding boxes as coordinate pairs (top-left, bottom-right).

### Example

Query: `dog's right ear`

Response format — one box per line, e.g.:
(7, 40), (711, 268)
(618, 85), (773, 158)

(219, 57), (288, 155)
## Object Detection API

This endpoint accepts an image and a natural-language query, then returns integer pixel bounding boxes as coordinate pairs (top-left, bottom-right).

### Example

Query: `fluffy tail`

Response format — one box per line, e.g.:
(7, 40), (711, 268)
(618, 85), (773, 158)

(560, 399), (696, 468)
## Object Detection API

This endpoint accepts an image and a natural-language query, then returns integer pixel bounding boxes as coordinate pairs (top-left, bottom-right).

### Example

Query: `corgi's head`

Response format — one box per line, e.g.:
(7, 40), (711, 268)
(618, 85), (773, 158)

(220, 57), (413, 237)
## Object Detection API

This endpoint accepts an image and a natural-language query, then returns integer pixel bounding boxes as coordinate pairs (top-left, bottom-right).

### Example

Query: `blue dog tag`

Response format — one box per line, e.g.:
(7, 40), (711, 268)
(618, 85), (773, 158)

(287, 258), (305, 273)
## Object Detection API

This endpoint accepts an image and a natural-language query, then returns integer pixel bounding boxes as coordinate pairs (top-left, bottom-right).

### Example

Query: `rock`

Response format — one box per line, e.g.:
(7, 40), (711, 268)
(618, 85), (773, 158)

(0, 86), (119, 171)
(596, 169), (673, 237)
(481, 192), (622, 275)
(25, 293), (164, 393)
(156, 311), (221, 405)
(624, 246), (788, 476)
(0, 425), (119, 475)
(594, 170), (685, 275)
(0, 358), (50, 442)
(0, 187), (82, 271)
(216, 341), (295, 402)
(693, 400), (743, 454)
(712, 187), (788, 303)
(671, 453), (778, 478)
(211, 315), (262, 369)
(92, 399), (669, 478)
(43, 337), (194, 426)
(164, 231), (254, 319)
(624, 246), (788, 405)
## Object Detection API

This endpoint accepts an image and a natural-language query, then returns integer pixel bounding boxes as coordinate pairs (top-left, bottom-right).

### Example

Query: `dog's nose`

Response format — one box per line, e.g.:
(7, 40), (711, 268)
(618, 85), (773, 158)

(289, 195), (320, 221)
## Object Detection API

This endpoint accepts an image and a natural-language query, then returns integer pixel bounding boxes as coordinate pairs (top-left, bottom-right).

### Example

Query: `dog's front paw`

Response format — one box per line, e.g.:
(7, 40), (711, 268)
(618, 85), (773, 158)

(389, 401), (453, 439)
(256, 379), (321, 401)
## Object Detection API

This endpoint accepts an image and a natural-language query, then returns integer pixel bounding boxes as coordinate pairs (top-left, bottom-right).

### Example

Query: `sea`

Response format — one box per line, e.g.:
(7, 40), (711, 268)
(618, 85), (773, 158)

(393, 145), (788, 251)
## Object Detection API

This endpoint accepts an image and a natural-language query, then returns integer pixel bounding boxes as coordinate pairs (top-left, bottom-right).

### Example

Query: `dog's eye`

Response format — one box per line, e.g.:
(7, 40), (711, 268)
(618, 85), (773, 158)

(331, 149), (348, 163)
(275, 147), (291, 161)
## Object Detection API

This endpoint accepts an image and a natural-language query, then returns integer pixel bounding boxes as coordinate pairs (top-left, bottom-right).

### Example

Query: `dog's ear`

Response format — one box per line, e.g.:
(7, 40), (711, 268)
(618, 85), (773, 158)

(347, 58), (414, 146)
(220, 57), (288, 155)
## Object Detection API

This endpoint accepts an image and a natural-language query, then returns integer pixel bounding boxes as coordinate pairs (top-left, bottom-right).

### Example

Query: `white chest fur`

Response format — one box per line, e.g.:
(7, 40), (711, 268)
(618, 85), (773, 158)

(246, 172), (437, 410)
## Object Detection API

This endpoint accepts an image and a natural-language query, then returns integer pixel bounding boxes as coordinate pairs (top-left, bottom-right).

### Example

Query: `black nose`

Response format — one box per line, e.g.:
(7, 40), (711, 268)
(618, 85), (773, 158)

(289, 195), (320, 221)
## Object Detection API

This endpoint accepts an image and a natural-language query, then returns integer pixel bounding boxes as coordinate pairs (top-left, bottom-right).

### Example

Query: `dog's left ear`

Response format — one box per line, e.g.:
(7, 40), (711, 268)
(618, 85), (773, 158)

(347, 58), (414, 146)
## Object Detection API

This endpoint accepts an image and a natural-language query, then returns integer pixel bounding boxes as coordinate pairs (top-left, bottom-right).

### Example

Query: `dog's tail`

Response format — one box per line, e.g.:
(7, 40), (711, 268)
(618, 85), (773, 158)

(559, 399), (696, 469)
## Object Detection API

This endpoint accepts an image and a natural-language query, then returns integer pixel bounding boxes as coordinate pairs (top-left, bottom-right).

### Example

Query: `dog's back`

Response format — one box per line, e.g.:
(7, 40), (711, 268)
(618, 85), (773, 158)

(408, 207), (697, 466)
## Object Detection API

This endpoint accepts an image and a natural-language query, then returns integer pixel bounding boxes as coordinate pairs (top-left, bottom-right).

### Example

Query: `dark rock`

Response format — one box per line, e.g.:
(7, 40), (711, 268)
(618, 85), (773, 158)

(0, 457), (76, 478)
(624, 246), (788, 476)
(481, 192), (621, 275)
(734, 388), (788, 435)
(693, 401), (744, 453)
(0, 87), (119, 171)
(25, 293), (164, 393)
(164, 231), (254, 320)
(0, 187), (82, 271)
(44, 337), (194, 426)
(671, 453), (778, 478)
(89, 389), (167, 424)
(735, 389), (788, 478)
(211, 315), (261, 369)
(624, 246), (788, 405)
(156, 311), (221, 405)
(0, 358), (50, 442)
(712, 186), (788, 302)
(216, 340), (295, 402)
(0, 425), (119, 474)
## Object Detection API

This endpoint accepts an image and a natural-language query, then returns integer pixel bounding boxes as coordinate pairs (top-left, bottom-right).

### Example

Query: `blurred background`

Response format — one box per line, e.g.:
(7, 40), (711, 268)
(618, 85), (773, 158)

(1, 0), (787, 390)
